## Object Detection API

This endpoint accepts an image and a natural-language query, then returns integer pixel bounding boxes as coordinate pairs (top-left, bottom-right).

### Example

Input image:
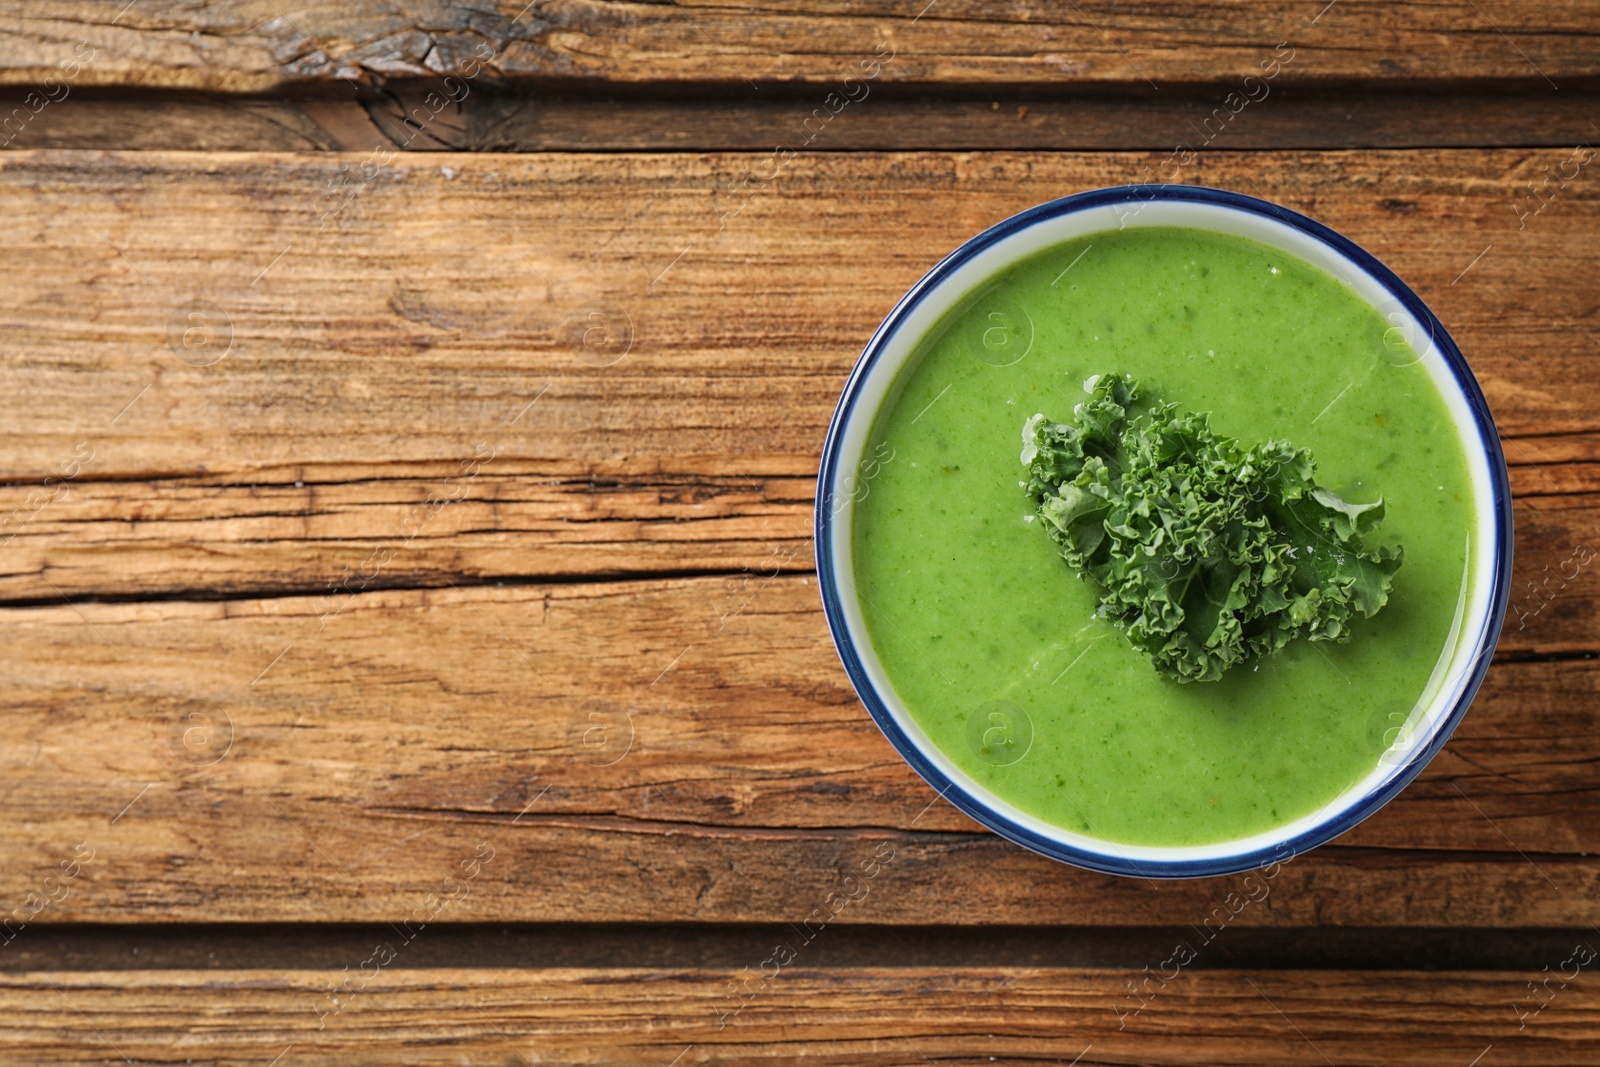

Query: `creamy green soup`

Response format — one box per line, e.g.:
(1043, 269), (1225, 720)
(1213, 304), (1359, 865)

(851, 226), (1475, 847)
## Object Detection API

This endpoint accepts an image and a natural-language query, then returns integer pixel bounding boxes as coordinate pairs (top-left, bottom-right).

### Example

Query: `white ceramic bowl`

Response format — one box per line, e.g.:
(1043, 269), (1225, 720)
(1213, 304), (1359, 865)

(815, 185), (1513, 878)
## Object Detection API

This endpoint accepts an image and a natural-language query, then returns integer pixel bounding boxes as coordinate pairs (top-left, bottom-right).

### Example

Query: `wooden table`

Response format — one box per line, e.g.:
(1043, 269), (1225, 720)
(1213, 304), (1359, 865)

(2, 2), (1598, 1062)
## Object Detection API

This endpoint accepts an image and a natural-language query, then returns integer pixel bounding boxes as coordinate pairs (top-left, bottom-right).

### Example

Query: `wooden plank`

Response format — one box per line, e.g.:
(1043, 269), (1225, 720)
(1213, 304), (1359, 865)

(0, 149), (1593, 602)
(7, 87), (1600, 153)
(0, 472), (816, 599)
(465, 85), (1600, 152)
(0, 147), (1592, 477)
(0, 470), (1591, 647)
(1, 576), (1597, 925)
(0, 477), (1595, 658)
(2, 2), (1599, 92)
(2, 966), (1595, 1065)
(0, 93), (373, 152)
(1, 923), (1586, 972)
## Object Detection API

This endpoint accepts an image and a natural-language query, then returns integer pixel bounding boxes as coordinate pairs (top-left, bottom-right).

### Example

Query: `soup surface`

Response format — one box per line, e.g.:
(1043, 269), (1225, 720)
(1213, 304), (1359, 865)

(850, 225), (1476, 846)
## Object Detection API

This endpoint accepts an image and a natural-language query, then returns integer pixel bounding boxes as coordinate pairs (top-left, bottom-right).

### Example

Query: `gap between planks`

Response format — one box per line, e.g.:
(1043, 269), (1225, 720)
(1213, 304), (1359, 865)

(0, 85), (1597, 153)
(4, 923), (1598, 972)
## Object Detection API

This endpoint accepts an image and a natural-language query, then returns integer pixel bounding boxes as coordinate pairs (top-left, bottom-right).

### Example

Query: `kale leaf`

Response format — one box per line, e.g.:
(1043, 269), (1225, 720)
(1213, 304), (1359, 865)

(1021, 374), (1403, 683)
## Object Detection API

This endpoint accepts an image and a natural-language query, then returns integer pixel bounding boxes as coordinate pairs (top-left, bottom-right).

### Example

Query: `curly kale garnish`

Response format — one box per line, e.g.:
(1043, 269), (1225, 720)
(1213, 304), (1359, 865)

(1022, 374), (1402, 683)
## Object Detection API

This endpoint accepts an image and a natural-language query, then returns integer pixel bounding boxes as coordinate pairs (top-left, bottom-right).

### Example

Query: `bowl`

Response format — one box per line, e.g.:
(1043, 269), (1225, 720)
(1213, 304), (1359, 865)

(815, 184), (1513, 878)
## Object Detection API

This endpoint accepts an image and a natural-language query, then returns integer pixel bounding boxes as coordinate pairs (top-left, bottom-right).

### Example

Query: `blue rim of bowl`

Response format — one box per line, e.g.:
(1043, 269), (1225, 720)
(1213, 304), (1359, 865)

(814, 183), (1514, 879)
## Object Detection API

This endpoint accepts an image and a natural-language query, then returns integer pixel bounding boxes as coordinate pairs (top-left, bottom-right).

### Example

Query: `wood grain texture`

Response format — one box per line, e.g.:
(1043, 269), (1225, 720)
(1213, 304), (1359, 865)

(2, 966), (1595, 1065)
(0, 149), (1593, 924)
(0, 146), (1593, 924)
(7, 87), (1600, 153)
(2, 2), (1599, 92)
(0, 576), (1596, 925)
(0, 147), (1592, 595)
(2, 923), (1584, 972)
(0, 147), (1593, 475)
(464, 85), (1600, 152)
(0, 472), (816, 599)
(0, 473), (1591, 650)
(0, 93), (381, 152)
(1, 6), (1593, 1060)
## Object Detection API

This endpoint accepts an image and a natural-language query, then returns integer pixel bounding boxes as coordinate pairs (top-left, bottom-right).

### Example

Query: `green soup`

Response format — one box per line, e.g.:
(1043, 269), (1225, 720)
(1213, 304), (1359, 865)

(851, 226), (1476, 847)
